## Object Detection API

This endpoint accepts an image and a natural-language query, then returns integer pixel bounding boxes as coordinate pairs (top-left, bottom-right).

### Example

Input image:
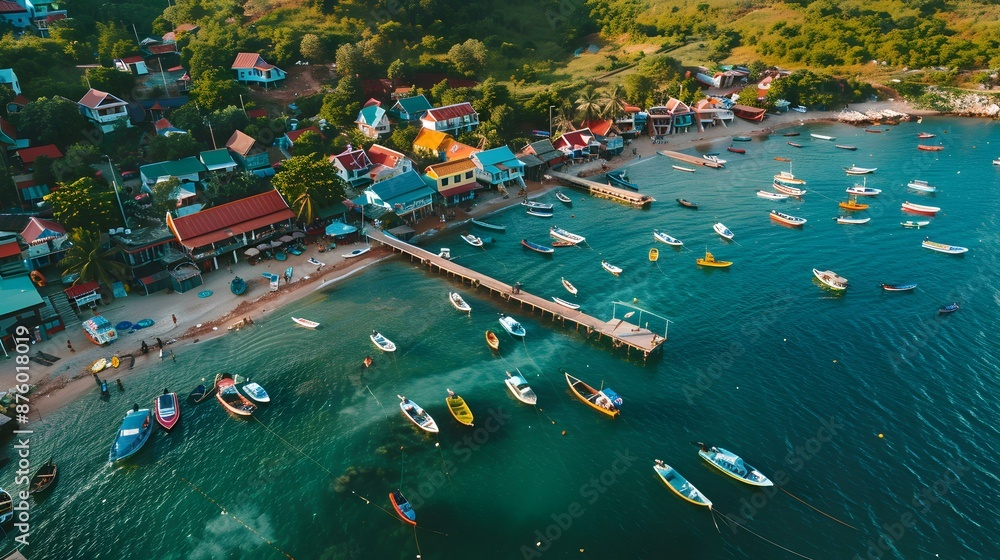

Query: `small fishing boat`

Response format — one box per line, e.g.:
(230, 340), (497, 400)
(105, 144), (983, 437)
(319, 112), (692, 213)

(696, 444), (773, 487)
(770, 210), (807, 227)
(29, 460), (58, 495)
(917, 132), (936, 139)
(240, 380), (270, 404)
(648, 248), (659, 262)
(846, 179), (881, 196)
(907, 180), (937, 193)
(727, 146), (746, 154)
(901, 220), (931, 228)
(521, 239), (554, 254)
(865, 128), (882, 133)
(471, 219), (506, 231)
(696, 250), (732, 268)
(839, 197), (869, 211)
(109, 405), (154, 462)
(505, 370), (537, 405)
(561, 277), (578, 295)
(549, 226), (585, 245)
(774, 156), (791, 162)
(757, 190), (788, 200)
(498, 314), (526, 337)
(389, 490), (417, 525)
(939, 303), (960, 314)
(787, 141), (803, 148)
(461, 233), (483, 247)
(551, 240), (575, 247)
(994, 158), (1000, 166)
(552, 296), (580, 310)
(917, 144), (944, 151)
(791, 105), (807, 113)
(733, 136), (752, 141)
(835, 145), (857, 151)
(230, 276), (246, 295)
(398, 395), (439, 433)
(922, 240), (968, 254)
(782, 132), (800, 137)
(672, 165), (696, 173)
(773, 182), (806, 196)
(370, 330), (397, 352)
(485, 330), (500, 351)
(188, 384), (206, 403)
(216, 373), (256, 416)
(713, 222), (734, 240)
(813, 268), (848, 290)
(292, 317), (319, 329)
(676, 198), (699, 208)
(902, 201), (940, 216)
(521, 200), (554, 211)
(526, 209), (553, 218)
(607, 169), (639, 190)
(446, 389), (474, 426)
(449, 291), (471, 313)
(810, 133), (835, 140)
(153, 391), (180, 431)
(363, 356), (374, 368)
(844, 165), (877, 175)
(653, 230), (683, 246)
(880, 283), (917, 292)
(565, 371), (622, 418)
(836, 216), (871, 224)
(653, 460), (712, 508)
(601, 260), (623, 276)
(773, 169), (806, 185)
(343, 247), (371, 258)
(555, 191), (572, 204)
(703, 154), (727, 165)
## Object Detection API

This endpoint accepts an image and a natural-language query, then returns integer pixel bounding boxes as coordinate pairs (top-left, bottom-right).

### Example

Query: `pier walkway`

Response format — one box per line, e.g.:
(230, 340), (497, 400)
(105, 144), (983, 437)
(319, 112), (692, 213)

(367, 229), (667, 359)
(657, 150), (724, 168)
(546, 170), (655, 208)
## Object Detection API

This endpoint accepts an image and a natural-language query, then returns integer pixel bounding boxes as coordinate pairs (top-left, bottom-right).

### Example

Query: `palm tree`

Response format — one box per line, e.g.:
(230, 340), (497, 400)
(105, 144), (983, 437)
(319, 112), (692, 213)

(293, 191), (316, 226)
(59, 229), (130, 298)
(602, 84), (627, 121)
(575, 90), (603, 125)
(553, 101), (576, 135)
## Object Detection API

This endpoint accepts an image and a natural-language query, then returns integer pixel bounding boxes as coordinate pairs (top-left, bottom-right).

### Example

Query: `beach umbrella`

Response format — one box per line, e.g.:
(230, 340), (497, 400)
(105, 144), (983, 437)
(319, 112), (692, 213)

(256, 243), (270, 251)
(270, 240), (283, 248)
(292, 231), (305, 239)
(279, 235), (294, 243)
(244, 248), (259, 257)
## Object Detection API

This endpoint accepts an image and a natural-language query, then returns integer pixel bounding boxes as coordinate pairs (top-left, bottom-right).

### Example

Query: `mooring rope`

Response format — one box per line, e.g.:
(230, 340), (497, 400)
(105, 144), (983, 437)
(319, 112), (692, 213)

(716, 510), (815, 559)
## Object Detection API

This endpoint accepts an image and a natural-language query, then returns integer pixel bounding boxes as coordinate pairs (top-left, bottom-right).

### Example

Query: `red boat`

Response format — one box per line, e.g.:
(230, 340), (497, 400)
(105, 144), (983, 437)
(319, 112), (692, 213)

(732, 104), (766, 122)
(727, 146), (746, 154)
(154, 391), (181, 430)
(917, 132), (935, 139)
(389, 490), (417, 525)
(216, 373), (256, 416)
(864, 129), (882, 133)
(917, 144), (943, 151)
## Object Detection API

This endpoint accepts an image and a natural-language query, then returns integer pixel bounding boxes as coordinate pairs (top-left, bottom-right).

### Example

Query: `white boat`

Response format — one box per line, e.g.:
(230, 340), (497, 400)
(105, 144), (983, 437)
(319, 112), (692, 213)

(498, 314), (525, 337)
(672, 165), (696, 172)
(791, 105), (807, 113)
(521, 200), (554, 211)
(471, 219), (505, 231)
(461, 233), (483, 247)
(449, 291), (471, 313)
(601, 260), (623, 276)
(551, 297), (580, 310)
(836, 216), (871, 224)
(774, 169), (806, 185)
(240, 381), (271, 404)
(901, 201), (940, 215)
(561, 277), (578, 295)
(526, 209), (553, 218)
(703, 154), (727, 164)
(900, 220), (930, 228)
(757, 190), (788, 200)
(291, 317), (319, 329)
(844, 165), (877, 175)
(994, 158), (1000, 166)
(370, 330), (397, 352)
(505, 370), (537, 405)
(769, 210), (807, 227)
(713, 222), (734, 240)
(653, 460), (713, 508)
(344, 247), (371, 258)
(846, 178), (881, 196)
(810, 133), (835, 140)
(813, 268), (848, 290)
(772, 182), (806, 196)
(922, 240), (968, 254)
(398, 395), (439, 433)
(549, 226), (585, 245)
(555, 191), (572, 204)
(697, 444), (773, 487)
(907, 179), (937, 193)
(653, 230), (683, 246)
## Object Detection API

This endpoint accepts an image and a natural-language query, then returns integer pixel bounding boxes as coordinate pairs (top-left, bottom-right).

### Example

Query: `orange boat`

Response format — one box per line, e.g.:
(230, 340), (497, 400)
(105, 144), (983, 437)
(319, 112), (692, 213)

(389, 490), (417, 525)
(215, 373), (256, 416)
(564, 371), (622, 418)
(917, 144), (943, 151)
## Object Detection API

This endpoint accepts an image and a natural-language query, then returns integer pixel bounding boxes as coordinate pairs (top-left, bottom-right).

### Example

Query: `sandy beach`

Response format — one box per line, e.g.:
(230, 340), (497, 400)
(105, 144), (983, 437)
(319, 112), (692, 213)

(10, 98), (928, 419)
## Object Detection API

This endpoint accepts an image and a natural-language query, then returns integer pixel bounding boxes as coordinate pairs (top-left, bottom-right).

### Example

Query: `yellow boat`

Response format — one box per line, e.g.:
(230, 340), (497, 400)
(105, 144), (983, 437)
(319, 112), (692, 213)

(649, 248), (659, 262)
(90, 358), (107, 373)
(485, 330), (499, 351)
(696, 250), (732, 268)
(446, 389), (474, 426)
(564, 371), (621, 418)
(839, 195), (869, 211)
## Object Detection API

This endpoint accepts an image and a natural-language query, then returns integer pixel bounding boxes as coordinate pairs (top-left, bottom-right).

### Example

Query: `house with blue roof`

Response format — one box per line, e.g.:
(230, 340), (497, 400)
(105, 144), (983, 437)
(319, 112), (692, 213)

(356, 102), (390, 138)
(470, 146), (526, 189)
(363, 170), (437, 221)
(389, 94), (433, 122)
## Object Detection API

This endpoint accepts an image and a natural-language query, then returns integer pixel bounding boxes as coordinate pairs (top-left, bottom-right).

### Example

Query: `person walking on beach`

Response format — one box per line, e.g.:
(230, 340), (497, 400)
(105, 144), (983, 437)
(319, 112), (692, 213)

(156, 337), (164, 349)
(171, 314), (177, 325)
(67, 340), (75, 352)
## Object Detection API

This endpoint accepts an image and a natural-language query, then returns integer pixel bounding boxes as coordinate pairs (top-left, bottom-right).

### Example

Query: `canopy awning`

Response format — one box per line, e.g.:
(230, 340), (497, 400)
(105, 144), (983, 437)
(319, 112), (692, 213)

(325, 221), (357, 236)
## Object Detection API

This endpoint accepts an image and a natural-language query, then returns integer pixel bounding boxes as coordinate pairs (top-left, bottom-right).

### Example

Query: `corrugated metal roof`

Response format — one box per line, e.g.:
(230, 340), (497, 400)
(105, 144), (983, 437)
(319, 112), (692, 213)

(17, 144), (63, 164)
(425, 157), (475, 178)
(78, 89), (126, 109)
(64, 280), (100, 299)
(167, 190), (294, 249)
(423, 102), (477, 122)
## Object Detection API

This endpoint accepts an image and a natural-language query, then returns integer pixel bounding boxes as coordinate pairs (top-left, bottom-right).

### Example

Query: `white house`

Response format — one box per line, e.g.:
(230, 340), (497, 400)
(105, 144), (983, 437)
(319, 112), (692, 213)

(420, 102), (479, 135)
(356, 103), (391, 138)
(367, 144), (411, 183)
(77, 89), (132, 134)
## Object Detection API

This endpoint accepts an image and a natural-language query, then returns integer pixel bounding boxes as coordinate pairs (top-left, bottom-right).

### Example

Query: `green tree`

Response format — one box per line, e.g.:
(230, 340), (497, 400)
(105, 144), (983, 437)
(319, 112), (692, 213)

(48, 143), (102, 183)
(208, 106), (250, 146)
(201, 172), (267, 207)
(319, 76), (362, 127)
(96, 22), (133, 63)
(622, 74), (655, 108)
(386, 124), (421, 154)
(146, 134), (202, 162)
(300, 34), (325, 61)
(271, 154), (346, 226)
(448, 39), (488, 76)
(10, 96), (90, 149)
(335, 42), (366, 78)
(189, 67), (248, 112)
(387, 59), (407, 82)
(151, 177), (182, 217)
(85, 66), (136, 99)
(59, 229), (130, 294)
(169, 104), (207, 136)
(291, 130), (325, 157)
(575, 90), (602, 124)
(44, 176), (122, 232)
(602, 84), (627, 120)
(736, 85), (765, 108)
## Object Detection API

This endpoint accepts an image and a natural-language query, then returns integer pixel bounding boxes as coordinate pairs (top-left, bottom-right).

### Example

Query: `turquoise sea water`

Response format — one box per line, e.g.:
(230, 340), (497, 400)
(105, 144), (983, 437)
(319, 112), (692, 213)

(17, 117), (1000, 560)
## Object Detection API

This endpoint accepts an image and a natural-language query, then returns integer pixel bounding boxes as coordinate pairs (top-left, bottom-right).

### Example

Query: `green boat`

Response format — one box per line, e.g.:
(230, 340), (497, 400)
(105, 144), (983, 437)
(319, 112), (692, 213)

(732, 136), (752, 142)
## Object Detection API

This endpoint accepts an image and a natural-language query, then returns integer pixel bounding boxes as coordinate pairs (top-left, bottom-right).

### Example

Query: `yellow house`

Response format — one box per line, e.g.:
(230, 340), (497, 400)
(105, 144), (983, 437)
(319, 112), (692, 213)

(423, 158), (478, 206)
(412, 128), (452, 161)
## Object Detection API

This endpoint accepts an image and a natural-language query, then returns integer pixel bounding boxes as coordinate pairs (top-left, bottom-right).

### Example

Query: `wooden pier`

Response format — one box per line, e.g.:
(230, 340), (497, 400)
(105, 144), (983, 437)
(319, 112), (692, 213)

(657, 150), (724, 168)
(547, 170), (655, 208)
(367, 229), (667, 359)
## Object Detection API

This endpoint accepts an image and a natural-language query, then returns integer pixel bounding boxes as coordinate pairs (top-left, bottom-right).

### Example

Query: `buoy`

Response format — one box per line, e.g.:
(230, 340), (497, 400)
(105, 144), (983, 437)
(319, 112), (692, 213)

(833, 359), (838, 363)
(561, 430), (567, 436)
(878, 433), (884, 438)
(435, 442), (439, 447)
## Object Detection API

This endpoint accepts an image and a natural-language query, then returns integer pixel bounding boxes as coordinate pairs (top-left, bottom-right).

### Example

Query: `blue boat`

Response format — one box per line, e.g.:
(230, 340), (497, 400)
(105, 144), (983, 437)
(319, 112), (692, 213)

(230, 276), (247, 295)
(520, 239), (554, 254)
(109, 406), (153, 462)
(606, 169), (639, 190)
(939, 303), (959, 314)
(696, 443), (773, 487)
(880, 283), (917, 292)
(134, 319), (154, 329)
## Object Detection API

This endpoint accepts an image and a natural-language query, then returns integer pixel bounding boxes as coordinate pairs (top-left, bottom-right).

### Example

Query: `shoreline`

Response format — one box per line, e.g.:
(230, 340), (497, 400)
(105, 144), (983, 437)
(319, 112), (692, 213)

(18, 98), (939, 419)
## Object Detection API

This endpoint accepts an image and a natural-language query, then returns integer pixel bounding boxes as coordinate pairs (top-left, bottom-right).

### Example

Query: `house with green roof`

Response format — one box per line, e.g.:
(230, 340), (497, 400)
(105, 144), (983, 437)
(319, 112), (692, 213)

(0, 274), (63, 355)
(470, 146), (525, 189)
(356, 102), (390, 139)
(139, 157), (206, 186)
(363, 170), (436, 221)
(199, 148), (237, 175)
(389, 95), (432, 122)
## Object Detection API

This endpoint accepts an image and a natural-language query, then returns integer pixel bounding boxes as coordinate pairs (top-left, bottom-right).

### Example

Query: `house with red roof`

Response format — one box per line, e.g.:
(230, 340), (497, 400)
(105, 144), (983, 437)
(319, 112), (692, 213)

(367, 144), (412, 183)
(16, 144), (62, 170)
(166, 189), (295, 272)
(329, 146), (372, 187)
(77, 88), (131, 133)
(20, 216), (68, 270)
(280, 126), (323, 152)
(580, 119), (624, 156)
(154, 118), (186, 137)
(0, 1), (29, 31)
(647, 98), (695, 137)
(114, 55), (149, 76)
(231, 52), (286, 89)
(6, 93), (28, 114)
(23, 0), (67, 37)
(553, 128), (601, 160)
(420, 102), (479, 136)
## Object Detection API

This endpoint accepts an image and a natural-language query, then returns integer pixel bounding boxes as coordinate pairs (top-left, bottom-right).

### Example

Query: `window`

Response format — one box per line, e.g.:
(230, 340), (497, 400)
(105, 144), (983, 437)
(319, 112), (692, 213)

(452, 174), (460, 183)
(465, 171), (473, 179)
(441, 177), (449, 186)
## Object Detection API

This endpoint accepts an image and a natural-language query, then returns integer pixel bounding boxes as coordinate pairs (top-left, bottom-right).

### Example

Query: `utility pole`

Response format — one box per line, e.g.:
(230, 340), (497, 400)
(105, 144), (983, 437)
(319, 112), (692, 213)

(104, 156), (129, 228)
(548, 105), (555, 138)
